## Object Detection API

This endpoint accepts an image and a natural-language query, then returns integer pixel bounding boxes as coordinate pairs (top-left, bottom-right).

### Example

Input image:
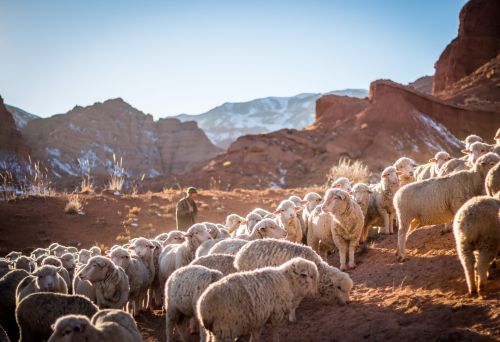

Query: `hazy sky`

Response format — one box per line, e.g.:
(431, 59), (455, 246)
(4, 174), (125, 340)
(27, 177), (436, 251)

(0, 0), (467, 118)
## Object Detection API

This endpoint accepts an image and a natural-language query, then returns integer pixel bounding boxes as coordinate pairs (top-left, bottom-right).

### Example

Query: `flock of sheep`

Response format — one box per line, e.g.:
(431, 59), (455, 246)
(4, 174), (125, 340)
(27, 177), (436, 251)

(0, 128), (499, 342)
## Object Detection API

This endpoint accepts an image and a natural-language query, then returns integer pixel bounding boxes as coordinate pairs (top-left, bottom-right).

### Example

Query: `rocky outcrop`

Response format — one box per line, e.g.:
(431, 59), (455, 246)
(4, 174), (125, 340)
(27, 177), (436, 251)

(433, 0), (500, 93)
(0, 96), (30, 158)
(21, 98), (221, 178)
(408, 76), (433, 94)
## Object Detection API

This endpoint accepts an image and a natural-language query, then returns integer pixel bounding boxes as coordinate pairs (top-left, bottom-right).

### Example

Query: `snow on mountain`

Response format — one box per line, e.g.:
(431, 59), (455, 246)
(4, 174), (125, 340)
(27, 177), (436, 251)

(5, 104), (39, 129)
(174, 89), (368, 148)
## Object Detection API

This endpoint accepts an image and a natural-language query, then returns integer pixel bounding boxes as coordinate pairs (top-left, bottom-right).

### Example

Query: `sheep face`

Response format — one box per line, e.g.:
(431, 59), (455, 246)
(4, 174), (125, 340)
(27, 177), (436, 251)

(48, 315), (92, 342)
(31, 248), (49, 259)
(288, 195), (304, 213)
(394, 157), (416, 180)
(245, 213), (262, 231)
(133, 238), (155, 258)
(330, 177), (352, 192)
(6, 251), (22, 261)
(78, 250), (91, 264)
(474, 153), (500, 176)
(381, 166), (399, 186)
(205, 223), (220, 239)
(463, 134), (484, 149)
(110, 248), (131, 269)
(321, 189), (350, 215)
(42, 256), (63, 267)
(318, 266), (353, 305)
(34, 265), (62, 292)
(351, 184), (372, 206)
(275, 200), (299, 222)
(164, 231), (185, 246)
(185, 223), (211, 245)
(464, 142), (492, 164)
(303, 192), (322, 212)
(226, 214), (244, 234)
(430, 151), (451, 172)
(61, 253), (76, 271)
(285, 258), (319, 296)
(254, 218), (287, 239)
(53, 246), (68, 257)
(79, 256), (112, 282)
(89, 246), (101, 257)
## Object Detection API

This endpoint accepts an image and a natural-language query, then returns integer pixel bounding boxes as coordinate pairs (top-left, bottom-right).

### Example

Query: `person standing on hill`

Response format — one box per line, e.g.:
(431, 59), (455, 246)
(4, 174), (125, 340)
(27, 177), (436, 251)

(176, 187), (198, 230)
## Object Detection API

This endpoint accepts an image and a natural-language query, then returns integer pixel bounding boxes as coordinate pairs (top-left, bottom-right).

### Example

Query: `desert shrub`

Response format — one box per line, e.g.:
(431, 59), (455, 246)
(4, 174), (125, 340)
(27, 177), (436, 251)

(65, 194), (83, 215)
(107, 154), (125, 192)
(326, 157), (371, 185)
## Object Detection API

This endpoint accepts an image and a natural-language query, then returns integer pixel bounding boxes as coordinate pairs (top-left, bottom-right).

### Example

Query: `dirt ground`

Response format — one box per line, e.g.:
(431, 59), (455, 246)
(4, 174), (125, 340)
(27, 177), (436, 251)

(0, 189), (499, 342)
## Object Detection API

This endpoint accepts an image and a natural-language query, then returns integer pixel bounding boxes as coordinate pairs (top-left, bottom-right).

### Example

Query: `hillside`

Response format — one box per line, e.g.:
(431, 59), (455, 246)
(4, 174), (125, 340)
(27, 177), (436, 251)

(5, 104), (39, 129)
(174, 89), (368, 148)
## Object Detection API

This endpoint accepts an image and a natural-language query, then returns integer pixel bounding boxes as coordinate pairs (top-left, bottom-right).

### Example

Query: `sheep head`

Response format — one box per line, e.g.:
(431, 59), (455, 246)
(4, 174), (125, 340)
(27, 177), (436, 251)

(49, 315), (92, 342)
(184, 223), (211, 246)
(275, 200), (300, 222)
(321, 189), (350, 215)
(34, 264), (62, 292)
(474, 153), (500, 176)
(285, 257), (319, 297)
(254, 218), (287, 239)
(79, 256), (113, 283)
(109, 247), (131, 269)
(132, 238), (155, 258)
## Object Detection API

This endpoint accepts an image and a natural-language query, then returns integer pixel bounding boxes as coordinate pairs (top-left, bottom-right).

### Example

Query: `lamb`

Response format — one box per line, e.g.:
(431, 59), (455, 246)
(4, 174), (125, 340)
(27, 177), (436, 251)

(78, 256), (130, 309)
(275, 199), (303, 243)
(224, 213), (244, 235)
(485, 162), (500, 196)
(0, 269), (30, 341)
(238, 218), (287, 241)
(30, 248), (49, 260)
(197, 257), (318, 342)
(41, 256), (72, 291)
(453, 196), (500, 297)
(414, 151), (451, 181)
(165, 265), (223, 342)
(351, 183), (373, 217)
(302, 192), (323, 240)
(394, 157), (417, 186)
(0, 258), (11, 279)
(394, 152), (500, 261)
(363, 166), (400, 241)
(207, 238), (249, 255)
(190, 254), (237, 275)
(330, 177), (352, 191)
(236, 212), (262, 236)
(14, 256), (35, 272)
(321, 189), (364, 270)
(439, 141), (492, 176)
(16, 265), (68, 304)
(48, 309), (141, 342)
(307, 204), (335, 260)
(16, 293), (98, 342)
(234, 239), (353, 305)
(109, 247), (149, 316)
(158, 224), (211, 297)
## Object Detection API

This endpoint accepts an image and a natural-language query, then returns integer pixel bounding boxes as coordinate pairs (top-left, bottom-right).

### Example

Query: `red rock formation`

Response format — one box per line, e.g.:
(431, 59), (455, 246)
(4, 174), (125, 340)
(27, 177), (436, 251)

(0, 95), (30, 159)
(433, 0), (500, 94)
(408, 76), (433, 94)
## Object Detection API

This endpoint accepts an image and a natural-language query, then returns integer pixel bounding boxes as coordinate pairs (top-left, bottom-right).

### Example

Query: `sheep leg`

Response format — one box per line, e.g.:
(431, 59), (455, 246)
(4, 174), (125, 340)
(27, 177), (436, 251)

(250, 328), (263, 342)
(176, 315), (191, 342)
(477, 248), (496, 298)
(457, 246), (476, 295)
(288, 308), (297, 322)
(338, 242), (348, 271)
(165, 307), (180, 342)
(388, 213), (395, 234)
(382, 211), (390, 235)
(307, 231), (321, 257)
(396, 217), (418, 262)
(348, 241), (357, 269)
(360, 223), (371, 243)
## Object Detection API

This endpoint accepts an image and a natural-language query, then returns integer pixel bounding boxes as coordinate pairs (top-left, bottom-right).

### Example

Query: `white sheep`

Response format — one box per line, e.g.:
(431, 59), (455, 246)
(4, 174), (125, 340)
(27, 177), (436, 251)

(453, 196), (500, 297)
(485, 162), (500, 196)
(439, 141), (492, 176)
(414, 151), (452, 181)
(16, 265), (68, 304)
(195, 238), (226, 258)
(197, 257), (318, 342)
(78, 256), (130, 309)
(161, 231), (185, 247)
(165, 265), (223, 342)
(190, 254), (237, 275)
(41, 256), (72, 292)
(463, 134), (484, 149)
(394, 157), (417, 186)
(131, 238), (156, 309)
(207, 238), (249, 256)
(48, 309), (141, 342)
(275, 199), (303, 243)
(351, 183), (373, 217)
(237, 218), (287, 241)
(363, 166), (400, 241)
(235, 212), (262, 236)
(250, 208), (273, 218)
(321, 189), (364, 270)
(288, 195), (307, 241)
(302, 192), (323, 240)
(394, 152), (500, 261)
(224, 213), (244, 235)
(0, 269), (30, 341)
(16, 293), (98, 342)
(234, 238), (353, 305)
(330, 177), (352, 192)
(307, 204), (335, 260)
(149, 239), (164, 308)
(205, 222), (231, 239)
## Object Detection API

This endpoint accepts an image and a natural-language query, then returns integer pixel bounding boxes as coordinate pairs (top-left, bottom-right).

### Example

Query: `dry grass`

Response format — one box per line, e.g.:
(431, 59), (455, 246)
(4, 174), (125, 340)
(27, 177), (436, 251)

(129, 206), (141, 216)
(26, 156), (53, 196)
(326, 157), (371, 185)
(107, 154), (125, 192)
(0, 170), (17, 201)
(65, 194), (83, 215)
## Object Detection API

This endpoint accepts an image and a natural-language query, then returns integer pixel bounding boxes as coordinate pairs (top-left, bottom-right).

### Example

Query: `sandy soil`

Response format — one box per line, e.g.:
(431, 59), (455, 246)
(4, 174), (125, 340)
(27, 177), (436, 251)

(0, 189), (498, 342)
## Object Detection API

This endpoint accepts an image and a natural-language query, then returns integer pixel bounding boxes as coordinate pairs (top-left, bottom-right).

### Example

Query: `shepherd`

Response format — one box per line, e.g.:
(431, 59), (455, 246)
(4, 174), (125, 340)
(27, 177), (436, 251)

(176, 187), (198, 230)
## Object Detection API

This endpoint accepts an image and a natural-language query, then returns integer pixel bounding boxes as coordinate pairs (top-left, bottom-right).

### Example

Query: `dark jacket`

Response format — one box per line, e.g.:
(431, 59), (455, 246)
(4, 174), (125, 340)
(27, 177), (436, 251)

(176, 196), (197, 230)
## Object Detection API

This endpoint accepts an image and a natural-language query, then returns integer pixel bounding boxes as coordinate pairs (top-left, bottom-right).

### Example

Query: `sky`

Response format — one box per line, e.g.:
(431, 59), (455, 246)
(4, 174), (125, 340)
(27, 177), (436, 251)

(0, 0), (467, 118)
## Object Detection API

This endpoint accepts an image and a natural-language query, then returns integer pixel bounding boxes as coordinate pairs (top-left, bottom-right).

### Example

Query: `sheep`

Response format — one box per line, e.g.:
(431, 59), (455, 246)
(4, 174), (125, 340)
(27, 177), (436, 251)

(16, 265), (68, 304)
(0, 269), (30, 341)
(60, 253), (76, 290)
(302, 192), (323, 240)
(109, 247), (149, 316)
(90, 309), (142, 341)
(275, 199), (303, 243)
(394, 152), (500, 261)
(363, 166), (400, 241)
(14, 256), (35, 273)
(236, 212), (262, 236)
(154, 232), (170, 242)
(207, 238), (249, 255)
(205, 222), (231, 239)
(238, 218), (288, 241)
(351, 183), (373, 217)
(439, 141), (492, 176)
(0, 258), (11, 279)
(67, 246), (78, 254)
(224, 213), (244, 235)
(89, 246), (102, 256)
(463, 134), (484, 148)
(394, 157), (417, 186)
(288, 195), (307, 239)
(453, 196), (500, 298)
(78, 256), (130, 309)
(158, 224), (211, 299)
(307, 204), (335, 260)
(131, 238), (156, 298)
(41, 256), (72, 291)
(77, 249), (91, 264)
(250, 208), (273, 218)
(52, 245), (69, 258)
(161, 231), (185, 247)
(321, 189), (364, 270)
(190, 254), (237, 275)
(30, 248), (49, 260)
(165, 265), (223, 342)
(5, 252), (21, 262)
(485, 162), (500, 196)
(234, 239), (353, 305)
(16, 293), (98, 342)
(149, 239), (164, 308)
(35, 254), (48, 267)
(195, 238), (226, 258)
(414, 151), (452, 181)
(330, 177), (352, 192)
(73, 266), (97, 303)
(197, 257), (318, 342)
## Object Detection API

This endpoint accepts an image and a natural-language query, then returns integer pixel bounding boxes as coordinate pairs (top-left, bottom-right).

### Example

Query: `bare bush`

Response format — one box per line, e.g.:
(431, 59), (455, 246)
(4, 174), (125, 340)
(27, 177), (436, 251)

(65, 194), (83, 215)
(327, 158), (371, 185)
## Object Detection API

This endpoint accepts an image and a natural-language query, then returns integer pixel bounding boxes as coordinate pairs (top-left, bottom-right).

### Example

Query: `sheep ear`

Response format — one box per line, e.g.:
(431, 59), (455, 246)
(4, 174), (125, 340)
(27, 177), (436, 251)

(395, 171), (403, 175)
(429, 158), (436, 163)
(347, 191), (352, 195)
(300, 200), (308, 205)
(241, 220), (248, 225)
(461, 149), (471, 154)
(294, 207), (301, 212)
(182, 232), (193, 239)
(104, 250), (111, 256)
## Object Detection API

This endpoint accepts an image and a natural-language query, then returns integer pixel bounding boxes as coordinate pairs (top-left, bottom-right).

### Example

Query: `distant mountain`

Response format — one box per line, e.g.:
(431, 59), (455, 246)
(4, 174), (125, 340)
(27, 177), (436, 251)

(5, 104), (39, 129)
(174, 89), (368, 148)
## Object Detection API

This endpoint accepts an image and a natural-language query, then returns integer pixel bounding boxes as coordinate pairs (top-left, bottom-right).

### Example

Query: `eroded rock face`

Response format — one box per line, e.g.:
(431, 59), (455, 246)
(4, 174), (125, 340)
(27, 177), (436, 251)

(433, 0), (500, 94)
(21, 98), (221, 178)
(408, 76), (433, 94)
